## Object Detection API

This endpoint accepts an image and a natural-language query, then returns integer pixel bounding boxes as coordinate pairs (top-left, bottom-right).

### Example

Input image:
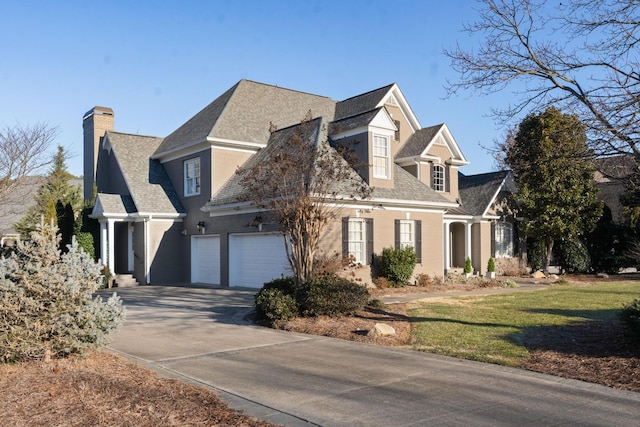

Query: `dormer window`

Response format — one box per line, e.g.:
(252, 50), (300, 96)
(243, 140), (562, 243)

(184, 157), (201, 196)
(373, 134), (390, 179)
(433, 164), (445, 192)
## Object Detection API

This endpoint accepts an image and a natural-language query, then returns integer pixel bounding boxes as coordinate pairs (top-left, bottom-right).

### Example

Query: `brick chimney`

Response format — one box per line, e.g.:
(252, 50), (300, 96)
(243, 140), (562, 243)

(83, 106), (114, 201)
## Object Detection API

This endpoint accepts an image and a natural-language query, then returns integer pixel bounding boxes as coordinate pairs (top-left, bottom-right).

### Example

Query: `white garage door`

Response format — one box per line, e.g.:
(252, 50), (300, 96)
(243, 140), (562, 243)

(191, 235), (220, 284)
(229, 233), (291, 288)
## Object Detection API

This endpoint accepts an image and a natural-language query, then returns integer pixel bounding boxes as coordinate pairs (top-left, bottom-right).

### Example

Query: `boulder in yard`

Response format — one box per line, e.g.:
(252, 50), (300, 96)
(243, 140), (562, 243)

(367, 323), (396, 337)
(531, 270), (546, 279)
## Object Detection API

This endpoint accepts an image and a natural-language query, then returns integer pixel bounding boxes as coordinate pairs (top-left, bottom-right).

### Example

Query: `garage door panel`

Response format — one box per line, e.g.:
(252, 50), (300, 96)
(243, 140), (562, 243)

(191, 235), (220, 284)
(229, 233), (291, 288)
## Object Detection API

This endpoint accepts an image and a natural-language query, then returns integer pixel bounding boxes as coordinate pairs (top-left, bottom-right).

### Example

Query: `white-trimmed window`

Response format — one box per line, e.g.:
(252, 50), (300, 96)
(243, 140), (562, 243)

(373, 134), (390, 179)
(495, 222), (514, 258)
(399, 220), (414, 248)
(184, 157), (201, 196)
(348, 218), (366, 264)
(433, 164), (445, 192)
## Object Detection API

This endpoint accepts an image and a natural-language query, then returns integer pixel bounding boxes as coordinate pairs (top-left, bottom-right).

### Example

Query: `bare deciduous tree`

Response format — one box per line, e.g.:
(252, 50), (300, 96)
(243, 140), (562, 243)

(0, 122), (58, 201)
(445, 0), (640, 159)
(236, 113), (370, 285)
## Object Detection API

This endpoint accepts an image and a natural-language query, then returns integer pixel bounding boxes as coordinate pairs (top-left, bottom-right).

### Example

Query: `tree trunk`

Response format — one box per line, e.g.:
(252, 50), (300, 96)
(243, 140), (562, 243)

(544, 237), (554, 275)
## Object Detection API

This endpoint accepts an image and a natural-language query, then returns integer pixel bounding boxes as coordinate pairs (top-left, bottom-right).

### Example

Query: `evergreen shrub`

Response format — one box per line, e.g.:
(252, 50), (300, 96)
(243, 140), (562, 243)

(296, 275), (369, 317)
(376, 246), (417, 286)
(0, 224), (125, 363)
(254, 288), (299, 326)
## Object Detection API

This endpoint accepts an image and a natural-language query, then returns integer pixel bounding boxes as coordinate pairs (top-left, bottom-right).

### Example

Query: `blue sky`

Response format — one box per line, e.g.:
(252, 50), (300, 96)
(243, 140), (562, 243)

(1, 0), (509, 177)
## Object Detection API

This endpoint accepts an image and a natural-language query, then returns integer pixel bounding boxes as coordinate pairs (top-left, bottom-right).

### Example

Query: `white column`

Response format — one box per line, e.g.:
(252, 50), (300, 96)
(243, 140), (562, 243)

(144, 218), (151, 284)
(466, 222), (473, 262)
(107, 218), (115, 274)
(443, 221), (451, 272)
(99, 220), (107, 267)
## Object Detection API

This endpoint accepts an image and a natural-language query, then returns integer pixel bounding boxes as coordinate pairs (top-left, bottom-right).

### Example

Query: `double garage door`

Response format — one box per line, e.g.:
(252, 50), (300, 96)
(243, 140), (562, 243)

(191, 233), (290, 288)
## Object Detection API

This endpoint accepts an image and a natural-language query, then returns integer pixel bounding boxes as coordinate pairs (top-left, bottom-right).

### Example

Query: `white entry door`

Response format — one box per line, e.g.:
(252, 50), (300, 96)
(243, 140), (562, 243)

(229, 233), (291, 288)
(191, 235), (220, 284)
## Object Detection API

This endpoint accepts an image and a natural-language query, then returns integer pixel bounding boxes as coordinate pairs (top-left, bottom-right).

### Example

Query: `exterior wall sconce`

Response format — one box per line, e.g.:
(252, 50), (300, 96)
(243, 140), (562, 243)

(197, 221), (206, 234)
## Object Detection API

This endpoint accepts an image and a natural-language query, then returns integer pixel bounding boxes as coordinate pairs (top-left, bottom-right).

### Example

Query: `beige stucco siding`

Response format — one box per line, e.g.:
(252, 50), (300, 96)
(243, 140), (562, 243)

(148, 220), (185, 284)
(211, 147), (253, 195)
(318, 207), (446, 283)
(471, 221), (492, 274)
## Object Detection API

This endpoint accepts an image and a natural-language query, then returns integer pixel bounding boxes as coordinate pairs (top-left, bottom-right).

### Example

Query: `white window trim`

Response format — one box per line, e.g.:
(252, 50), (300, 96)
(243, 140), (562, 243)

(495, 222), (514, 258)
(184, 157), (201, 197)
(373, 134), (390, 179)
(348, 218), (367, 265)
(433, 164), (445, 192)
(399, 220), (414, 249)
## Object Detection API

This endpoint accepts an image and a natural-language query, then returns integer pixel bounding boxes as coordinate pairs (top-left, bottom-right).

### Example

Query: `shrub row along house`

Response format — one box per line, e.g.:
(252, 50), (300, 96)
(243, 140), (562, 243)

(85, 80), (519, 287)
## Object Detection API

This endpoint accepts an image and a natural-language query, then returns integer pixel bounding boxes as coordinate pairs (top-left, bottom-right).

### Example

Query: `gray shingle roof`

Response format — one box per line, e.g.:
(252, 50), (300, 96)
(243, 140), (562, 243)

(458, 170), (511, 216)
(204, 118), (331, 208)
(329, 108), (382, 136)
(205, 124), (452, 210)
(95, 193), (135, 215)
(334, 84), (394, 120)
(395, 124), (443, 159)
(155, 80), (336, 156)
(106, 131), (185, 215)
(371, 165), (453, 204)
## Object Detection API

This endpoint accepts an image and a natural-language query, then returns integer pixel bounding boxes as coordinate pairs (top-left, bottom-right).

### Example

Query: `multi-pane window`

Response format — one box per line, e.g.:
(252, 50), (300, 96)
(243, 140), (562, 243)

(433, 164), (445, 192)
(373, 134), (390, 179)
(348, 218), (366, 264)
(184, 157), (201, 196)
(495, 222), (514, 258)
(399, 220), (414, 248)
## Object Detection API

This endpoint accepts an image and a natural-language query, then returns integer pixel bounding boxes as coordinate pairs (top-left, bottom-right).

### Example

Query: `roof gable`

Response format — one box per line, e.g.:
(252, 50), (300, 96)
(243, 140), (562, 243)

(104, 131), (184, 215)
(458, 170), (512, 216)
(334, 83), (420, 132)
(396, 123), (469, 166)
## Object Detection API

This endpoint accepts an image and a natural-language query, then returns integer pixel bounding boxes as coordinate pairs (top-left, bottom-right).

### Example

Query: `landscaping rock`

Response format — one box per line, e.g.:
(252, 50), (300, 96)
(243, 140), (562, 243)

(531, 270), (546, 279)
(549, 274), (559, 280)
(596, 273), (609, 279)
(367, 323), (396, 337)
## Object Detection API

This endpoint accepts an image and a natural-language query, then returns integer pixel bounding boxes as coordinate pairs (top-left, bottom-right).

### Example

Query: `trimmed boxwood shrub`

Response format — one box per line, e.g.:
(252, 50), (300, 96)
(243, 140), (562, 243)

(376, 246), (417, 286)
(254, 288), (299, 326)
(262, 276), (297, 295)
(296, 275), (369, 317)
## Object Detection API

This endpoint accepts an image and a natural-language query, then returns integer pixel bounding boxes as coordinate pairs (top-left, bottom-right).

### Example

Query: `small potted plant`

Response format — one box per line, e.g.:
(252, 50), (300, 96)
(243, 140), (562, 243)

(464, 256), (473, 278)
(487, 257), (496, 279)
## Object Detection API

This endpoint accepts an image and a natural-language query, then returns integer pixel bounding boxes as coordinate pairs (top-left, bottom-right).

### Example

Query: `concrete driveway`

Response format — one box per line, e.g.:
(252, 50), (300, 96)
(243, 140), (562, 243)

(107, 285), (640, 426)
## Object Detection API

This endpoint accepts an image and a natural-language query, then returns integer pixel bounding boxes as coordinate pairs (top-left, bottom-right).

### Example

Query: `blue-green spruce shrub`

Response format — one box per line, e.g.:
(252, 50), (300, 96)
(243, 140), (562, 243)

(0, 223), (125, 363)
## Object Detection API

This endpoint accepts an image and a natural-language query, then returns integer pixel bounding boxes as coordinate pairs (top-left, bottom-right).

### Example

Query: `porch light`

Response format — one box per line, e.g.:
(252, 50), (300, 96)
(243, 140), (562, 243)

(197, 221), (206, 233)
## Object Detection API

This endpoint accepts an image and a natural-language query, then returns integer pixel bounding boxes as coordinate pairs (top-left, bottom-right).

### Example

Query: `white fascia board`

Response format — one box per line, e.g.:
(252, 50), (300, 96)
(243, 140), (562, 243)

(331, 126), (368, 140)
(88, 212), (129, 220)
(481, 175), (508, 217)
(440, 124), (470, 165)
(328, 196), (458, 210)
(377, 84), (421, 132)
(444, 214), (474, 221)
(206, 204), (267, 218)
(131, 212), (186, 220)
(370, 108), (397, 131)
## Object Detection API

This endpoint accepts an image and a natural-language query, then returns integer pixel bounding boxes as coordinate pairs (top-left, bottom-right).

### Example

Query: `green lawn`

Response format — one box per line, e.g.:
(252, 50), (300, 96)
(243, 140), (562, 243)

(409, 281), (640, 366)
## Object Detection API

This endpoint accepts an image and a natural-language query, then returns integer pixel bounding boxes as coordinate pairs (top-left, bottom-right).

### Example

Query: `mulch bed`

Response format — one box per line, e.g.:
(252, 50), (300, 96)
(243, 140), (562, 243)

(521, 317), (640, 391)
(0, 351), (278, 427)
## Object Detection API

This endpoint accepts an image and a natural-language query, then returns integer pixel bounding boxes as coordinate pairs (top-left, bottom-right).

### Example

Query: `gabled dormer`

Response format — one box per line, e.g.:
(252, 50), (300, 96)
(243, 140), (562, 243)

(395, 123), (469, 202)
(330, 83), (422, 189)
